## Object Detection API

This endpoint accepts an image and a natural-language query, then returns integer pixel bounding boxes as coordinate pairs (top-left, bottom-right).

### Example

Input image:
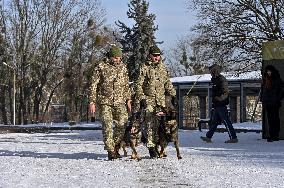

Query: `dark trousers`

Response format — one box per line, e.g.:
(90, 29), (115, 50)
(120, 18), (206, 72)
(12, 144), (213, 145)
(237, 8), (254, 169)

(206, 106), (237, 139)
(265, 105), (280, 139)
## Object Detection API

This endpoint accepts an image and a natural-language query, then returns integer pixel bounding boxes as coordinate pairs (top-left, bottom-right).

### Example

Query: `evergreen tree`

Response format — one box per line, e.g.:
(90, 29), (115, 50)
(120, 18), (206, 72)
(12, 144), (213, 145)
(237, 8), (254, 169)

(179, 48), (206, 76)
(180, 48), (190, 76)
(116, 0), (158, 81)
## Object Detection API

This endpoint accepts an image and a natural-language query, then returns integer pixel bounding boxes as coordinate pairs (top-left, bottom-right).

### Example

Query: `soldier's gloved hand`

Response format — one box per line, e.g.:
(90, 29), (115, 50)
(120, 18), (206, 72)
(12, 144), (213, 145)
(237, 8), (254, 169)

(140, 99), (147, 109)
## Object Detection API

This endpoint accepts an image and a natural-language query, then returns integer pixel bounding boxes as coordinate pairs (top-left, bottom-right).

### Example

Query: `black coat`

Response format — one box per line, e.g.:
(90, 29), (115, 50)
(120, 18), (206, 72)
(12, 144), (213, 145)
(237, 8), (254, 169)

(211, 74), (229, 107)
(260, 66), (284, 107)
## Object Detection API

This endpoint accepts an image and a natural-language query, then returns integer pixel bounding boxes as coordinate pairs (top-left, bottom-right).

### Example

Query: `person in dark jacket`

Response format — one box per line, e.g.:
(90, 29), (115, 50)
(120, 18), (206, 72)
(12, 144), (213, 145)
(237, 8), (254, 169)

(260, 65), (284, 142)
(201, 64), (238, 143)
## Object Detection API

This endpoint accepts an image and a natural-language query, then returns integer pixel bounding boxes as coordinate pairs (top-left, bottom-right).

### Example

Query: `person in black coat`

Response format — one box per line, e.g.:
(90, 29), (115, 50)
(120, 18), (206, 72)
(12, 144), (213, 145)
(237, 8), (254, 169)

(260, 65), (284, 142)
(200, 64), (238, 143)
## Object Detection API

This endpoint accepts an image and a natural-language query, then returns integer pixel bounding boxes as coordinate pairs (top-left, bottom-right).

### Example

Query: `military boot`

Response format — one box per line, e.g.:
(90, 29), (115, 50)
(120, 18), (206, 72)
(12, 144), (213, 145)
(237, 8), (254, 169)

(224, 138), (238, 143)
(148, 147), (158, 159)
(107, 151), (117, 161)
(90, 117), (96, 122)
(114, 145), (122, 158)
(200, 136), (212, 143)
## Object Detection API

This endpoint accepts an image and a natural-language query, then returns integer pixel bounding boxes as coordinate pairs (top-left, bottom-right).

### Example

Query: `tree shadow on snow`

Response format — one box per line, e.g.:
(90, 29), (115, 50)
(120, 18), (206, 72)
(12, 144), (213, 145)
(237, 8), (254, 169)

(33, 130), (103, 142)
(0, 149), (109, 161)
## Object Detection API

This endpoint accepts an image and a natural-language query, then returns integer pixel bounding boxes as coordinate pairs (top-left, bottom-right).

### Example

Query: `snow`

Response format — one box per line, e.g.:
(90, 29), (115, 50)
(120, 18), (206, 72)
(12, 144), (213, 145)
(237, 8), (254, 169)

(219, 122), (262, 130)
(0, 122), (283, 188)
(170, 70), (261, 83)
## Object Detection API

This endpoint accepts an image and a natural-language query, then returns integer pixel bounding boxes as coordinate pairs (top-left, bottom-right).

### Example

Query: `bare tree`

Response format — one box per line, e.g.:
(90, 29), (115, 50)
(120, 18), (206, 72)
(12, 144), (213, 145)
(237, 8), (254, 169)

(0, 0), (107, 124)
(33, 0), (106, 123)
(0, 0), (41, 124)
(187, 0), (284, 72)
(165, 37), (207, 77)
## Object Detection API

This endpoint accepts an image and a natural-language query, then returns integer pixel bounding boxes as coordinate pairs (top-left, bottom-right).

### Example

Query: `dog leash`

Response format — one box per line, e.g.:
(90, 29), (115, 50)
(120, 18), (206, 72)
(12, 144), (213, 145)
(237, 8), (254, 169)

(186, 75), (202, 96)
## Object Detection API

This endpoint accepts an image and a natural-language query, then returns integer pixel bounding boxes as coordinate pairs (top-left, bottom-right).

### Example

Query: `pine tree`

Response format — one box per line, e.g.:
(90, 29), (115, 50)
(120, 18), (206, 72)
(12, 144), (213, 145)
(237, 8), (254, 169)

(116, 0), (158, 81)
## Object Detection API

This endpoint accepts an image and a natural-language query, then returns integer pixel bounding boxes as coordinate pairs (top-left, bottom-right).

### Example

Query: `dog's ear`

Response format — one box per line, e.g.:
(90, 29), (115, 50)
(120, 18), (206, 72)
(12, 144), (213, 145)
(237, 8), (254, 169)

(140, 99), (147, 110)
(132, 118), (140, 128)
(171, 96), (178, 108)
(165, 95), (176, 110)
(171, 110), (177, 119)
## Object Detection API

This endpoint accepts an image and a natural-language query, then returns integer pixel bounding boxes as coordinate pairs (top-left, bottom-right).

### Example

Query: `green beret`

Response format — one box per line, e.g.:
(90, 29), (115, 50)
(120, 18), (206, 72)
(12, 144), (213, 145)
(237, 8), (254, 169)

(109, 46), (122, 57)
(149, 46), (161, 55)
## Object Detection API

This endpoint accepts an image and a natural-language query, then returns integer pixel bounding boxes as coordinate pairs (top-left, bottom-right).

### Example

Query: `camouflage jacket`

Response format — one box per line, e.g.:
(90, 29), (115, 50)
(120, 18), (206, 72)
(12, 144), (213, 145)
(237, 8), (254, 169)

(134, 60), (176, 109)
(90, 59), (131, 106)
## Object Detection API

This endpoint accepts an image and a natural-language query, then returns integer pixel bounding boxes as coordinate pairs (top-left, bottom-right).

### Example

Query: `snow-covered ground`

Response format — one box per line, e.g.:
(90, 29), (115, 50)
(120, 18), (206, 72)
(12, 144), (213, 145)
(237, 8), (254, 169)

(0, 122), (283, 188)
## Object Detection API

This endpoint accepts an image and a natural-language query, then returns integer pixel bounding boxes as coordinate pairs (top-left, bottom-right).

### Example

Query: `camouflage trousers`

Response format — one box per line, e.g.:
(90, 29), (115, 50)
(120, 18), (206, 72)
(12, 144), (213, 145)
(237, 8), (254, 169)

(143, 109), (160, 148)
(99, 104), (128, 151)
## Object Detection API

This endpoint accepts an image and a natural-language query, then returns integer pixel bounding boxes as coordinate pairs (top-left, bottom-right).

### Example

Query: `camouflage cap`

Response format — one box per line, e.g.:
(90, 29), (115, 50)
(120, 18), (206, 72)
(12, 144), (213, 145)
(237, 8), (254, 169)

(149, 46), (161, 55)
(109, 45), (122, 57)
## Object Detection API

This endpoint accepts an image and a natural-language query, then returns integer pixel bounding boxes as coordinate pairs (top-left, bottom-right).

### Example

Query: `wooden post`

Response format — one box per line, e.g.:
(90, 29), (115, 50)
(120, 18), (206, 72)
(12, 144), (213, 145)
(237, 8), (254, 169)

(177, 85), (184, 128)
(240, 83), (247, 122)
(229, 96), (238, 123)
(199, 96), (207, 119)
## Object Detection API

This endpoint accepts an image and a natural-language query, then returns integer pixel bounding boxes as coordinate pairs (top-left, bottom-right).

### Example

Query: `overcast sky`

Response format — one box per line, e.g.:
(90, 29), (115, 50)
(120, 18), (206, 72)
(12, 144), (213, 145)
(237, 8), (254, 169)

(101, 0), (197, 50)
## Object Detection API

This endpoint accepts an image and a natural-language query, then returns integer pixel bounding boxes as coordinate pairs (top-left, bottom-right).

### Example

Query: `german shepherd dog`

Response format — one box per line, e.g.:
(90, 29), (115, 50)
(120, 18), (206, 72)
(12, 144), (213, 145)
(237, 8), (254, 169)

(156, 96), (182, 160)
(119, 112), (143, 160)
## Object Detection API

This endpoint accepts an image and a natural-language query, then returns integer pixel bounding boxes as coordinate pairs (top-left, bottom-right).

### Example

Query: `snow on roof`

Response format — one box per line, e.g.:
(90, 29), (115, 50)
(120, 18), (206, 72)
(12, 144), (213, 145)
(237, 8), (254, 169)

(171, 70), (261, 83)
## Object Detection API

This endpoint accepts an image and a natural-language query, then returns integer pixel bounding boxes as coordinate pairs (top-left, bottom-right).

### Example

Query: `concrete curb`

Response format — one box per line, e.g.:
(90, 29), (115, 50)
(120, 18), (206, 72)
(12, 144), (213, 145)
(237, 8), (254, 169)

(0, 126), (102, 133)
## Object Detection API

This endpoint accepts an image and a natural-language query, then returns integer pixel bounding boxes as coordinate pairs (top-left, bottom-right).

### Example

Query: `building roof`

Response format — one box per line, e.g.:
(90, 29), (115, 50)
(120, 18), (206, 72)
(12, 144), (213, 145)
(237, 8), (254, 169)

(170, 71), (261, 84)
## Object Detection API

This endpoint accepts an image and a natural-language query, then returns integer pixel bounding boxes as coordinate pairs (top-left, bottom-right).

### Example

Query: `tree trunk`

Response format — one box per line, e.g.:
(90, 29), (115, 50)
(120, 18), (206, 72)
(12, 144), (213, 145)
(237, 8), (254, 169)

(18, 85), (23, 125)
(0, 86), (8, 125)
(42, 78), (64, 119)
(33, 88), (42, 123)
(22, 86), (29, 125)
(8, 83), (13, 124)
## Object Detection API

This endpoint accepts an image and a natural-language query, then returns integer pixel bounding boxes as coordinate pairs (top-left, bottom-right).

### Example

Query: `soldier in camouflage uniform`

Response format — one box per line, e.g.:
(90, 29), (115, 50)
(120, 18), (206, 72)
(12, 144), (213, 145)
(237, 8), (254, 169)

(89, 45), (131, 160)
(134, 46), (176, 158)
